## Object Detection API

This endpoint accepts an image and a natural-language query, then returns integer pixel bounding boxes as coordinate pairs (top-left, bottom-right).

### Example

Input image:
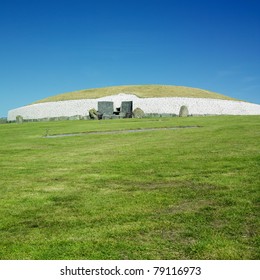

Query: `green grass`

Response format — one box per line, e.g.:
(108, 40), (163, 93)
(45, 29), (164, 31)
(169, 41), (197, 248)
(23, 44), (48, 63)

(33, 84), (238, 103)
(0, 116), (259, 259)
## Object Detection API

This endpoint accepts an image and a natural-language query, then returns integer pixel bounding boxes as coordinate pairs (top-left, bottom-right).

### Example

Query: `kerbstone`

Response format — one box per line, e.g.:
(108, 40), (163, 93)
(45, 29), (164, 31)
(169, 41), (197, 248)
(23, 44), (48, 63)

(0, 118), (7, 124)
(7, 94), (260, 122)
(102, 115), (112, 120)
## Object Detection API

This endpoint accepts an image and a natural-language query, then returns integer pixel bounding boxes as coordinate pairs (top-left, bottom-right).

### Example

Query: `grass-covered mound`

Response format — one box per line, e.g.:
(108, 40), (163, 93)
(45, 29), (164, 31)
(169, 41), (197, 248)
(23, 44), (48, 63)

(0, 116), (259, 259)
(33, 85), (238, 103)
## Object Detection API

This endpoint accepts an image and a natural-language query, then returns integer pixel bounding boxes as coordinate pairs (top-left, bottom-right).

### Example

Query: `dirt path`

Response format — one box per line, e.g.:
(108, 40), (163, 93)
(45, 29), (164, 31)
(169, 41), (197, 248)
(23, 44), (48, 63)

(44, 126), (199, 138)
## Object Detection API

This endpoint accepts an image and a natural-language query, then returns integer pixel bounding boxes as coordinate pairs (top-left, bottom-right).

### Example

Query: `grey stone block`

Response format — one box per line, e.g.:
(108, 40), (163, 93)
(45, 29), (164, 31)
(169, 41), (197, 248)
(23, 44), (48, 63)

(59, 116), (69, 121)
(119, 112), (126, 118)
(120, 101), (133, 116)
(160, 113), (172, 118)
(40, 118), (50, 122)
(145, 113), (160, 118)
(69, 115), (81, 120)
(81, 116), (89, 120)
(98, 101), (114, 115)
(102, 114), (112, 120)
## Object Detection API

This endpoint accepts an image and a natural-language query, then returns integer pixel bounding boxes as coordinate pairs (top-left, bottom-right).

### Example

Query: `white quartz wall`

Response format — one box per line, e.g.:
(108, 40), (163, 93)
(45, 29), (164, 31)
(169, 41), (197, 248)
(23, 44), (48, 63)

(7, 93), (260, 121)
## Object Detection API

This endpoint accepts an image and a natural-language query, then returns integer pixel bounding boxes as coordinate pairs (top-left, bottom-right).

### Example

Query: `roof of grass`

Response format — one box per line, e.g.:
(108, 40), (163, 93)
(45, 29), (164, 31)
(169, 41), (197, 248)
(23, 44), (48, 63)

(33, 85), (238, 104)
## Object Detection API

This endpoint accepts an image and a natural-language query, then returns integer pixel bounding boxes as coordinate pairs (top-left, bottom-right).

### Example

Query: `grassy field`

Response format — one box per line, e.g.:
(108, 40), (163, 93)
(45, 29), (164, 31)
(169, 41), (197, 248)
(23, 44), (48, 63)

(0, 116), (259, 260)
(33, 84), (238, 103)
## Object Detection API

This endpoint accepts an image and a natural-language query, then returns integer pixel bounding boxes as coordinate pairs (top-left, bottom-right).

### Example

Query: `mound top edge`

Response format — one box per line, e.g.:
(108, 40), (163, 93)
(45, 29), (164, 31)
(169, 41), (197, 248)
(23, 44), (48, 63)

(32, 85), (239, 104)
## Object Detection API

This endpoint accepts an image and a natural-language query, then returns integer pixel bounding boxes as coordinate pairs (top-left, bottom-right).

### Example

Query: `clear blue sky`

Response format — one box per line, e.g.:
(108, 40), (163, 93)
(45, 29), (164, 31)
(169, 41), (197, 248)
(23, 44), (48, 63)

(1, 0), (260, 117)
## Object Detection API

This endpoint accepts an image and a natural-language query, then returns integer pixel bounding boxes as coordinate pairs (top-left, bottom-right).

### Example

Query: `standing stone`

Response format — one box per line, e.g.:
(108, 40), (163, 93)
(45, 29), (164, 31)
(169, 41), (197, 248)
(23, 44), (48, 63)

(89, 108), (99, 120)
(98, 101), (114, 116)
(132, 107), (145, 118)
(179, 105), (189, 117)
(16, 115), (23, 124)
(120, 101), (133, 118)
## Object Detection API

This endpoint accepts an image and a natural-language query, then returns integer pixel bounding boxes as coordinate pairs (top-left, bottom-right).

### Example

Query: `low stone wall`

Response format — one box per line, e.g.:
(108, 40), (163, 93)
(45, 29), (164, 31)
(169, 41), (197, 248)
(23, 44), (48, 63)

(7, 93), (260, 121)
(0, 118), (7, 124)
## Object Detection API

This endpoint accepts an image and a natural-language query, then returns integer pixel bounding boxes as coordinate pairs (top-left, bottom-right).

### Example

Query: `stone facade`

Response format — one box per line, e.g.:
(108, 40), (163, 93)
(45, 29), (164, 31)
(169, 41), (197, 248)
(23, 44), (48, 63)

(7, 93), (260, 121)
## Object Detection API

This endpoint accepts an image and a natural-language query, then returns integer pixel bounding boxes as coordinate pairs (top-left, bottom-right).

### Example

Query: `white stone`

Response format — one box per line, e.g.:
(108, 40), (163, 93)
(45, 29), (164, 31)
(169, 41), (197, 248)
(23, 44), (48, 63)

(7, 94), (260, 121)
